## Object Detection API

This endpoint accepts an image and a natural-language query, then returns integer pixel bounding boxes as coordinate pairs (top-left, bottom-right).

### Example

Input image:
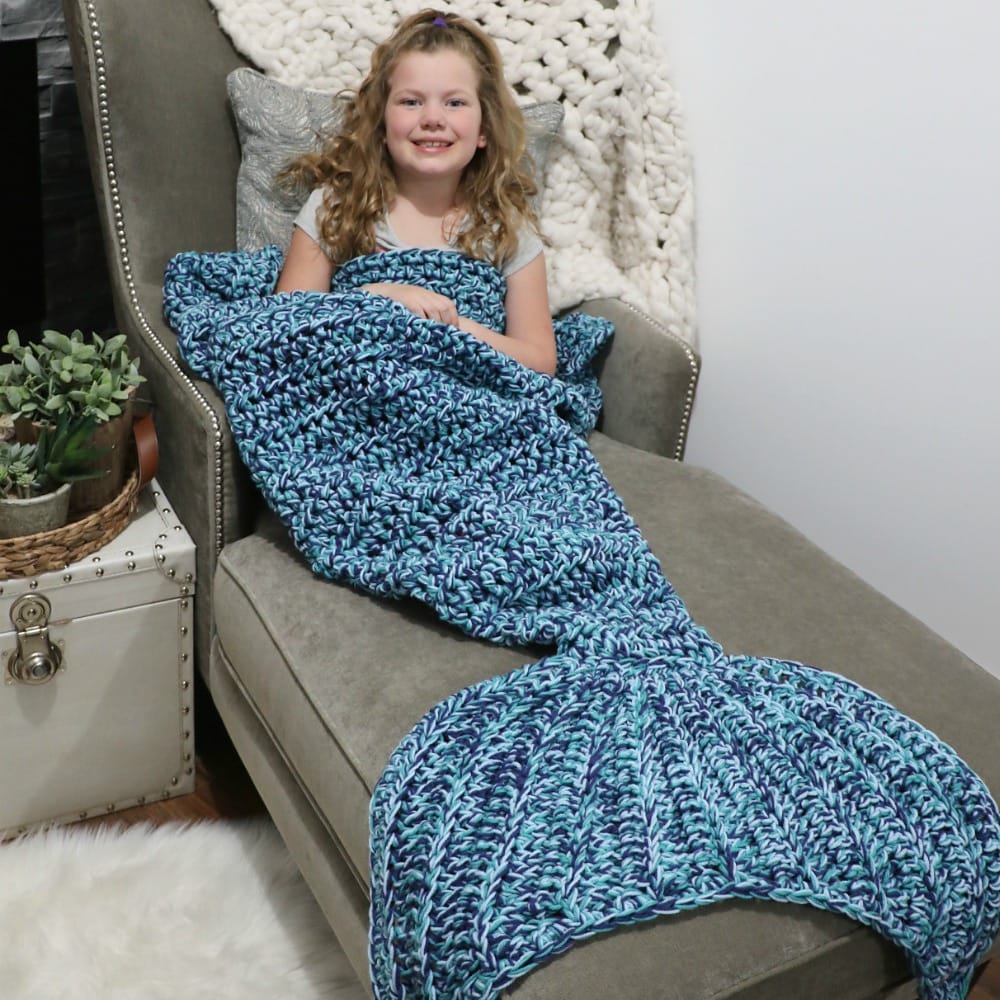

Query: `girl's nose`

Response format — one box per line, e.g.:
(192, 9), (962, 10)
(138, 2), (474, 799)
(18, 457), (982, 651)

(421, 104), (444, 128)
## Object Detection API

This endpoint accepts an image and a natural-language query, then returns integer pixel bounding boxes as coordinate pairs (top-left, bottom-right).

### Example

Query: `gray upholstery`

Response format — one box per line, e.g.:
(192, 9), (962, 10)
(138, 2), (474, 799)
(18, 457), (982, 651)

(580, 298), (699, 460)
(64, 0), (999, 996)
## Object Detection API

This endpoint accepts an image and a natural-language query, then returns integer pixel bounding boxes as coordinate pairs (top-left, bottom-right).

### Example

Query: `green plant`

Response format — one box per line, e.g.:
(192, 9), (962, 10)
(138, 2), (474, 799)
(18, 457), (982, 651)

(0, 439), (43, 499)
(35, 413), (108, 488)
(0, 415), (106, 500)
(1, 328), (145, 424)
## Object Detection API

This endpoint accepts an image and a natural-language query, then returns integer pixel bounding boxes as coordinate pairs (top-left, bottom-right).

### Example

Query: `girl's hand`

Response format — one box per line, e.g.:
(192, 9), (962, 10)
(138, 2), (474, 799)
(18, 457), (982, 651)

(362, 283), (460, 326)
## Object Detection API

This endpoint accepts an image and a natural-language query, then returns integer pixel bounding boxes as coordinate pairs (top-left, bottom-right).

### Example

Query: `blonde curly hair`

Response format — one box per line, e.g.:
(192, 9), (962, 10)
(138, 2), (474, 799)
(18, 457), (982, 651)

(279, 8), (540, 269)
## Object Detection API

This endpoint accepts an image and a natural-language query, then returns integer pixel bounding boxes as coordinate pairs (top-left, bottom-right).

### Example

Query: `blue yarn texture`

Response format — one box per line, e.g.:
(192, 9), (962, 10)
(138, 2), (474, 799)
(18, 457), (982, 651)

(164, 246), (1000, 1000)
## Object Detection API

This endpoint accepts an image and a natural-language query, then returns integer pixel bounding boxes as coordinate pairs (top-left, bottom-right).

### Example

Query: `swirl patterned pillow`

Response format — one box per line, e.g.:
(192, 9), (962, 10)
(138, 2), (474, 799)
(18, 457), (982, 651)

(227, 67), (564, 254)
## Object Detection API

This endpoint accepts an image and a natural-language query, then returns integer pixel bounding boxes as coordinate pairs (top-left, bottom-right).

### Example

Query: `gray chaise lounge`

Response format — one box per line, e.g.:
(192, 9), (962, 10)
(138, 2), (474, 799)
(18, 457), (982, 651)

(65, 0), (1000, 996)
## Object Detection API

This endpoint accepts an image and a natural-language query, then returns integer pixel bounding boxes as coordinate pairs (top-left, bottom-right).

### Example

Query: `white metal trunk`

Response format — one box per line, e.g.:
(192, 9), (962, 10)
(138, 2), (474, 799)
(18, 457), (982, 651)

(0, 482), (196, 836)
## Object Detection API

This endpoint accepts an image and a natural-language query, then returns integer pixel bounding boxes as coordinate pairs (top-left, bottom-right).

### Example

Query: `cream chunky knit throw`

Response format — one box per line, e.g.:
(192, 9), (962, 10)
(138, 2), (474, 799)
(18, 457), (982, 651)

(207, 0), (696, 346)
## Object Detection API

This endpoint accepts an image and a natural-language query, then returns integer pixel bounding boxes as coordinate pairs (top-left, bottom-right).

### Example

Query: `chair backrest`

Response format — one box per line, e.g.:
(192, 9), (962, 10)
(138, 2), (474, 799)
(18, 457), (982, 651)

(65, 0), (248, 292)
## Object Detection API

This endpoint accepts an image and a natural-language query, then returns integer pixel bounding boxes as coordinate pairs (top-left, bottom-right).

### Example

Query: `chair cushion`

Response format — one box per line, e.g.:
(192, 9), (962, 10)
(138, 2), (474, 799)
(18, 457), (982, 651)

(212, 430), (1000, 996)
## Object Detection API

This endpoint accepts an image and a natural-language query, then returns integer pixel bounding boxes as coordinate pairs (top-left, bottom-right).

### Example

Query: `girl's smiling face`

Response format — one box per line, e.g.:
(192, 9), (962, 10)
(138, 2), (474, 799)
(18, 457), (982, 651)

(384, 49), (487, 185)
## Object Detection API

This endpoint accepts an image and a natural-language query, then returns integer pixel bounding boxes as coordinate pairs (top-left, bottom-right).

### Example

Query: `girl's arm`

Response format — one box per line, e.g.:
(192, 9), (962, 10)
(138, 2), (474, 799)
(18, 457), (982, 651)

(458, 254), (557, 376)
(276, 230), (557, 377)
(274, 228), (334, 293)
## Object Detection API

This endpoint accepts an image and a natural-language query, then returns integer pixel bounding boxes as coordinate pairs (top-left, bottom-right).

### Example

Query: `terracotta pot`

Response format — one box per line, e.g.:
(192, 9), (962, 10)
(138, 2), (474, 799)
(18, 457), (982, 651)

(0, 483), (72, 540)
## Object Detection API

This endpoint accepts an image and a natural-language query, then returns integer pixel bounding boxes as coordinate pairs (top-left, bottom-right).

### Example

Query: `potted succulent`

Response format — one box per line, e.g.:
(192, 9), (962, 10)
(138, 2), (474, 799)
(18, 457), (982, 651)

(1, 329), (145, 511)
(0, 414), (108, 538)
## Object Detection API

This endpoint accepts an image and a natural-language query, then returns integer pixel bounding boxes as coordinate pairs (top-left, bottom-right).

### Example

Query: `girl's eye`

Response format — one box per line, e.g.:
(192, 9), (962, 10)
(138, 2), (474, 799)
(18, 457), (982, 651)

(400, 97), (419, 107)
(447, 98), (467, 108)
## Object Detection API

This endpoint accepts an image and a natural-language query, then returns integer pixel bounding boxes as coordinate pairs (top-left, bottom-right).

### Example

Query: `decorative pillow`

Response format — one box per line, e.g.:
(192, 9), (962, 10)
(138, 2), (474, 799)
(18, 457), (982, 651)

(227, 69), (343, 254)
(227, 67), (564, 254)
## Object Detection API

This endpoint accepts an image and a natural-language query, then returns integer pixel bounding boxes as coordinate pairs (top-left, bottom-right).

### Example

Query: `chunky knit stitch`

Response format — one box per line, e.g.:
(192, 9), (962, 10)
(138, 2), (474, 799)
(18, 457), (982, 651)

(164, 247), (1000, 1000)
(206, 0), (696, 346)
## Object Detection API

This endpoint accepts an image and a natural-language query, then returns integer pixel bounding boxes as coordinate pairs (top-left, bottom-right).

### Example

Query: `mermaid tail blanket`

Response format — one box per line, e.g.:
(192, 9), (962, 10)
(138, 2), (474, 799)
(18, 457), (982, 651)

(164, 246), (1000, 1000)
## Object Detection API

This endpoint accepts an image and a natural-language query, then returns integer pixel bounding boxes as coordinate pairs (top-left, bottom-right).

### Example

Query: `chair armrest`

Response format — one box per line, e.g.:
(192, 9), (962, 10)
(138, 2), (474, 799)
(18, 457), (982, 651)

(121, 281), (261, 681)
(576, 298), (701, 461)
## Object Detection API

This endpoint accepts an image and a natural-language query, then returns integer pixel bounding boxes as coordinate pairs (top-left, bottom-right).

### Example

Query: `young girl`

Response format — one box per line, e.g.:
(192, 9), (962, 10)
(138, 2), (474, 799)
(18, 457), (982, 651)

(275, 9), (557, 376)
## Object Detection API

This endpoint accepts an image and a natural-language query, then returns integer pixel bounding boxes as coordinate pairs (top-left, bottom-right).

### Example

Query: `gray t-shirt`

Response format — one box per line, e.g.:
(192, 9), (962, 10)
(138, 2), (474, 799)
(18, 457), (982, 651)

(294, 188), (542, 278)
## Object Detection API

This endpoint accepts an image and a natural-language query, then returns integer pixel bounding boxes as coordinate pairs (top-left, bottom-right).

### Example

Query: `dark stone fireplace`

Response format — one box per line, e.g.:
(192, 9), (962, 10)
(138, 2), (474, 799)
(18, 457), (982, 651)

(1, 0), (113, 343)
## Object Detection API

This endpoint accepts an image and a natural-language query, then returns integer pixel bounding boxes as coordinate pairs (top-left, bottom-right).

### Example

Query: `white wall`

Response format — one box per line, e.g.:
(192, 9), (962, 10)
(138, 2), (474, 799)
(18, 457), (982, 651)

(651, 0), (999, 675)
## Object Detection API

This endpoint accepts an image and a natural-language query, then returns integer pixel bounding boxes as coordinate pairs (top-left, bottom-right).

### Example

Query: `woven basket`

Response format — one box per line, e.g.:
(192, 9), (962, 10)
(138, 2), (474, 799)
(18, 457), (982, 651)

(0, 467), (141, 579)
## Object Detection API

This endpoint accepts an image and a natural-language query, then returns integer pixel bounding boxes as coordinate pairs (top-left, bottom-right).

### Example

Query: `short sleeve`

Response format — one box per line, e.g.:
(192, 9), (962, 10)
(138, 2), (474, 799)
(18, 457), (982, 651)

(294, 188), (325, 244)
(502, 224), (543, 278)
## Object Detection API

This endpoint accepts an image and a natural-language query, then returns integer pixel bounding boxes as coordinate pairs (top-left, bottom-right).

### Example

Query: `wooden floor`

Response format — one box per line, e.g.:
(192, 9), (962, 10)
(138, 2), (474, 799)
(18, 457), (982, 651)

(10, 702), (1000, 1000)
(974, 961), (1000, 1000)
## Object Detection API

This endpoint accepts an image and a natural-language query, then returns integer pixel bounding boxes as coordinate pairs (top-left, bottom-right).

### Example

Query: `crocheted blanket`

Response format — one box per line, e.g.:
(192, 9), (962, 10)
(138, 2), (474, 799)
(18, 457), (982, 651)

(163, 247), (1000, 1000)
(205, 0), (696, 347)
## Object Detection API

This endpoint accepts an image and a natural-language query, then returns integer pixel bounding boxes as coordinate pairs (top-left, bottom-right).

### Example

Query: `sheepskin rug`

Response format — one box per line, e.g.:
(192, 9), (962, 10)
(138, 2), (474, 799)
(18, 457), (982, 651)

(0, 819), (366, 1000)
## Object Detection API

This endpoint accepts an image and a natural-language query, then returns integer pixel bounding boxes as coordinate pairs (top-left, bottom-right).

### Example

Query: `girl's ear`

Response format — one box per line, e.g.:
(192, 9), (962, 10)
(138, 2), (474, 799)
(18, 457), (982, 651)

(477, 133), (487, 148)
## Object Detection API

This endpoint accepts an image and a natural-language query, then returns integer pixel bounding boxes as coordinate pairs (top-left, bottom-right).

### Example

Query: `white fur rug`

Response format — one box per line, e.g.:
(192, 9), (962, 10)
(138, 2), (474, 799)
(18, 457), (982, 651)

(0, 820), (367, 1000)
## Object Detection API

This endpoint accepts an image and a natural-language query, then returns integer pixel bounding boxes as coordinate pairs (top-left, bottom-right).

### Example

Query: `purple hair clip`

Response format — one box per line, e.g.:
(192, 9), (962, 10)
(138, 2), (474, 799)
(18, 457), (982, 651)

(432, 15), (448, 27)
